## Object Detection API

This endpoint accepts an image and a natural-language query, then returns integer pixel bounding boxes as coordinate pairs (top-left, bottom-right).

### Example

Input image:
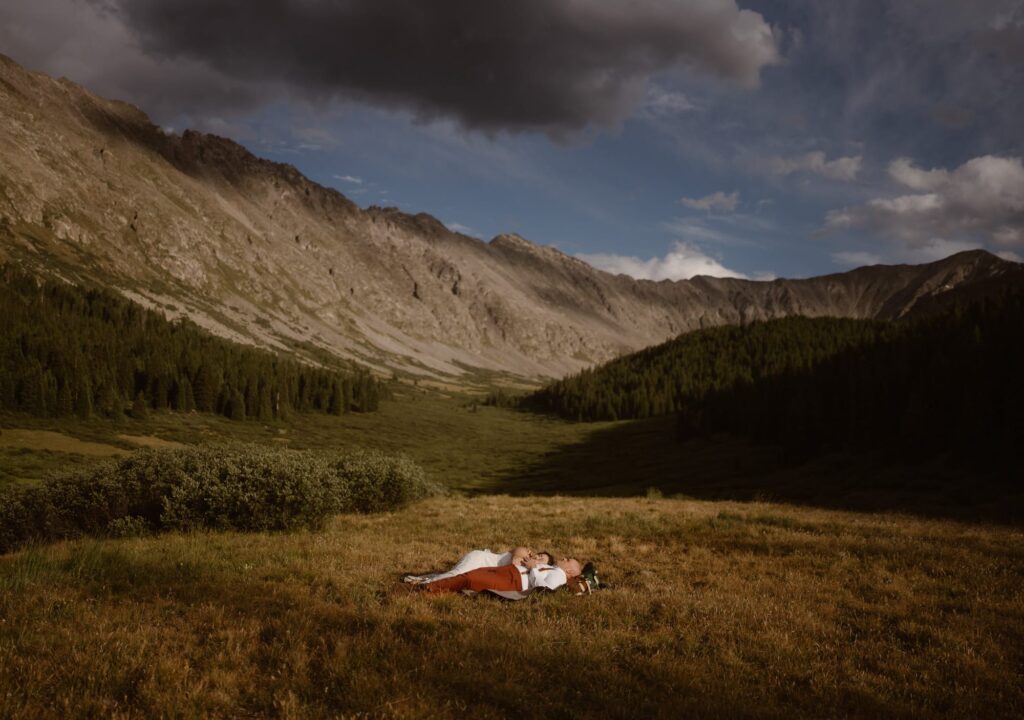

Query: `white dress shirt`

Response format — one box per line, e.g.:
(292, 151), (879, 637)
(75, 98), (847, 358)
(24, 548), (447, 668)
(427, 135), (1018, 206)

(525, 565), (567, 591)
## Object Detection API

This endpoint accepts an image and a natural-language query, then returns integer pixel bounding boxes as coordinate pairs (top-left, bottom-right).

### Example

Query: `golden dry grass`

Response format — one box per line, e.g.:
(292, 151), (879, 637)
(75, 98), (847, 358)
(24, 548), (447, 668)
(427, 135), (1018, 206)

(2, 495), (1022, 719)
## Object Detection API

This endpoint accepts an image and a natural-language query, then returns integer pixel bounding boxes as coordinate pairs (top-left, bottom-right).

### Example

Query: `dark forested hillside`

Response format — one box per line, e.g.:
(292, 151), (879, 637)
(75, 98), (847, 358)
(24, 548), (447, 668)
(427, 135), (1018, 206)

(526, 316), (889, 421)
(527, 292), (1023, 466)
(676, 292), (1024, 464)
(0, 266), (384, 421)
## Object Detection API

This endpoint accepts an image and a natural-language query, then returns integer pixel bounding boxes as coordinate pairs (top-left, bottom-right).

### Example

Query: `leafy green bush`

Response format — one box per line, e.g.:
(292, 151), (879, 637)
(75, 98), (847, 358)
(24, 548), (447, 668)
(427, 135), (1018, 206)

(331, 450), (433, 513)
(0, 444), (440, 554)
(106, 516), (149, 538)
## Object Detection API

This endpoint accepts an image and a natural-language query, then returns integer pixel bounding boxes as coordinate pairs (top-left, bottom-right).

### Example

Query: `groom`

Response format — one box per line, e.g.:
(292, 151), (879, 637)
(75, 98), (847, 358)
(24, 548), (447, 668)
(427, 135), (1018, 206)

(420, 555), (583, 599)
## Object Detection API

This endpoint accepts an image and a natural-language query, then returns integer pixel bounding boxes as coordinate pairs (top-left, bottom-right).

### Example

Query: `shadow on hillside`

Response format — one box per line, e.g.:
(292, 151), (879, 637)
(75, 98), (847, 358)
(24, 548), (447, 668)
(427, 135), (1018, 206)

(499, 415), (1022, 525)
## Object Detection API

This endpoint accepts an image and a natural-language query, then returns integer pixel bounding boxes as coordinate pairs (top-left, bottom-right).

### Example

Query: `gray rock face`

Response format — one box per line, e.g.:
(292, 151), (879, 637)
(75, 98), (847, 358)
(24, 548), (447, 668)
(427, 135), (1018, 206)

(1, 54), (1020, 380)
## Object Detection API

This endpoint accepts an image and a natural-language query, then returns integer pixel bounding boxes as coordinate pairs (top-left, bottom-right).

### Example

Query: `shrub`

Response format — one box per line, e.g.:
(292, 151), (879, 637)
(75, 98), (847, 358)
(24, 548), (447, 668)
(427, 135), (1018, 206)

(156, 445), (337, 533)
(106, 516), (149, 538)
(0, 444), (440, 554)
(330, 450), (436, 513)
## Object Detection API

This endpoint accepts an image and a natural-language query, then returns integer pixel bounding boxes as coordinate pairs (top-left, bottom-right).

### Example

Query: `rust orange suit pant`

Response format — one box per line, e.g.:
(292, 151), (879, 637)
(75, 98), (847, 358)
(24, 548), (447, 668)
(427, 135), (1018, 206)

(425, 564), (523, 594)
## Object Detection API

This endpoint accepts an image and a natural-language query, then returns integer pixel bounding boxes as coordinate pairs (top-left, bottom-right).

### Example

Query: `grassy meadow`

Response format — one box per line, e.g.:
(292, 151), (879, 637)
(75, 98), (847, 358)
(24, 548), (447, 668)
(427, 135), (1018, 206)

(3, 387), (1015, 523)
(1, 495), (1022, 719)
(2, 388), (1023, 717)
(0, 389), (588, 493)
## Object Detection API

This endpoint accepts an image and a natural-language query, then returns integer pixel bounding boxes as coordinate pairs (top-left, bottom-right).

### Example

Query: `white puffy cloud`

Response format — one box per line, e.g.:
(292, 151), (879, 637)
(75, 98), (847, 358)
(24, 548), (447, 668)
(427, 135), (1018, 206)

(824, 155), (1024, 263)
(939, 156), (1024, 219)
(887, 157), (946, 190)
(333, 175), (363, 184)
(679, 191), (739, 211)
(762, 151), (863, 181)
(577, 242), (749, 280)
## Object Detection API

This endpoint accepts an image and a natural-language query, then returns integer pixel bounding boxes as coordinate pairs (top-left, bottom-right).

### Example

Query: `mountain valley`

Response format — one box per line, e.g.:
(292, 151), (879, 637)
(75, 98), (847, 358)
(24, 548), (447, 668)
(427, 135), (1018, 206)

(2, 53), (1021, 383)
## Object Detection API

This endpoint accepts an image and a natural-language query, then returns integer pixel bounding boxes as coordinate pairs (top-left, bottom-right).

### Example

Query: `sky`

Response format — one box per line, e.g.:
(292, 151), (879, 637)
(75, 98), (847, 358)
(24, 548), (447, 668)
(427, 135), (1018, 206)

(2, 0), (1023, 280)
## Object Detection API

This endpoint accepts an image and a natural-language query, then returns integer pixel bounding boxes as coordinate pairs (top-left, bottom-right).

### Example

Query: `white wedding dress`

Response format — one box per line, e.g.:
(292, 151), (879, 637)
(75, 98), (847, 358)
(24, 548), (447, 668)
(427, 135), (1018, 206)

(403, 549), (513, 584)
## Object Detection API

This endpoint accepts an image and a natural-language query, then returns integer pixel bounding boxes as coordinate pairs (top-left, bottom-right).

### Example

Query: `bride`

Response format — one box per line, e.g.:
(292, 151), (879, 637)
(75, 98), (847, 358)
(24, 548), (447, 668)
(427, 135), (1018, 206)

(403, 546), (554, 584)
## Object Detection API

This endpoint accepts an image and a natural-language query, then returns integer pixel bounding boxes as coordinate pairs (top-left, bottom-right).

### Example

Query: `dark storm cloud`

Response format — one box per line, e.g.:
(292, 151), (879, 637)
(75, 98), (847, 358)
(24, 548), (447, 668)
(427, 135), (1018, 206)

(103, 0), (778, 135)
(0, 0), (267, 122)
(744, 0), (1024, 158)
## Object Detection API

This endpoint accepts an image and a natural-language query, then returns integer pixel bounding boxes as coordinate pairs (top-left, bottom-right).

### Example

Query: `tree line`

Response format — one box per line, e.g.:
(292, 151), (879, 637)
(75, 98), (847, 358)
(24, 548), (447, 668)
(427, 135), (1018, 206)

(523, 291), (1023, 464)
(525, 316), (888, 421)
(0, 266), (385, 421)
(676, 292), (1023, 465)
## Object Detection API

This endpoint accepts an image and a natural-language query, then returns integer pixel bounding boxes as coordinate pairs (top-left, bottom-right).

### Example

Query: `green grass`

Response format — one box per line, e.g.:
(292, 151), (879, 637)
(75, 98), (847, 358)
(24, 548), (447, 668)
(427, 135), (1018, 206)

(0, 448), (102, 487)
(3, 393), (1020, 524)
(0, 391), (599, 492)
(1, 495), (1021, 718)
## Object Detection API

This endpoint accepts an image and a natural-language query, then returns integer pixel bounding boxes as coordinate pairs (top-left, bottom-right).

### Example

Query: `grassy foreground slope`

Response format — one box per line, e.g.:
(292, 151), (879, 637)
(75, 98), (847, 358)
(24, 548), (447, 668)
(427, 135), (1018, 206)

(2, 495), (1022, 719)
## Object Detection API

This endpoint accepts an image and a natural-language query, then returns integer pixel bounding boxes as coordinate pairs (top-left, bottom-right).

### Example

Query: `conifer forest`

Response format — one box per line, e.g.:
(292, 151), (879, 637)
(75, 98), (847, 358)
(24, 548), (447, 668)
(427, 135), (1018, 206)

(0, 268), (384, 422)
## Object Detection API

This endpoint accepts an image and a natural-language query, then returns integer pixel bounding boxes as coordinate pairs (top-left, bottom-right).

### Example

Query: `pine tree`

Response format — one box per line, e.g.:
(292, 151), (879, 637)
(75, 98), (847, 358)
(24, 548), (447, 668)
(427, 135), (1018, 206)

(174, 376), (196, 413)
(193, 363), (222, 413)
(57, 379), (74, 416)
(40, 371), (59, 418)
(152, 375), (170, 410)
(328, 381), (344, 416)
(74, 374), (93, 419)
(341, 378), (353, 413)
(228, 388), (247, 421)
(131, 391), (148, 420)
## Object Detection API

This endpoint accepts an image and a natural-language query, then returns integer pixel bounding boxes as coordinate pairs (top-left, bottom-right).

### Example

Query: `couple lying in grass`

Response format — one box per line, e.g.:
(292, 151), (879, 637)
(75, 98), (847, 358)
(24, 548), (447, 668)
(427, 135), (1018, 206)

(403, 547), (584, 599)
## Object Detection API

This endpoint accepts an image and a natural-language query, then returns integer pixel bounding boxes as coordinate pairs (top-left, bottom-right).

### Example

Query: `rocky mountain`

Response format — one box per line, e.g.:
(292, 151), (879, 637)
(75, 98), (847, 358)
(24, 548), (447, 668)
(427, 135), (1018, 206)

(1, 54), (1020, 381)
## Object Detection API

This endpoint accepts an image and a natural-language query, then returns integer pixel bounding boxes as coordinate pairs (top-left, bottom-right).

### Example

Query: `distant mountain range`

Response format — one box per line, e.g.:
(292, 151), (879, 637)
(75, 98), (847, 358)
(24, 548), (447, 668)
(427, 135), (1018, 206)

(1, 53), (1021, 381)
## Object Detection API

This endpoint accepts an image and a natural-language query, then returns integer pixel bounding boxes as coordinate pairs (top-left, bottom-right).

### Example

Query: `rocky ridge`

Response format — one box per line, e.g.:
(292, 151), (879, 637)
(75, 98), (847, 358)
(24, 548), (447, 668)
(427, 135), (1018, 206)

(1, 53), (1020, 381)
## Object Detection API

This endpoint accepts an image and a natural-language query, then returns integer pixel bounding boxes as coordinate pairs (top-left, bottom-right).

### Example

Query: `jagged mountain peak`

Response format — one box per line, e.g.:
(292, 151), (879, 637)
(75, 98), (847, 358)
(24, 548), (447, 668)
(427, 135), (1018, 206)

(0, 54), (1020, 380)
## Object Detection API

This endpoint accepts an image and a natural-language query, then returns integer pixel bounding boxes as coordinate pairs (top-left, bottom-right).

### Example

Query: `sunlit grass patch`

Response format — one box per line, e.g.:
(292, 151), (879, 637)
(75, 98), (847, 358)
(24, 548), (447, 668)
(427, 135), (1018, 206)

(0, 429), (130, 457)
(0, 394), (603, 494)
(2, 495), (1019, 718)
